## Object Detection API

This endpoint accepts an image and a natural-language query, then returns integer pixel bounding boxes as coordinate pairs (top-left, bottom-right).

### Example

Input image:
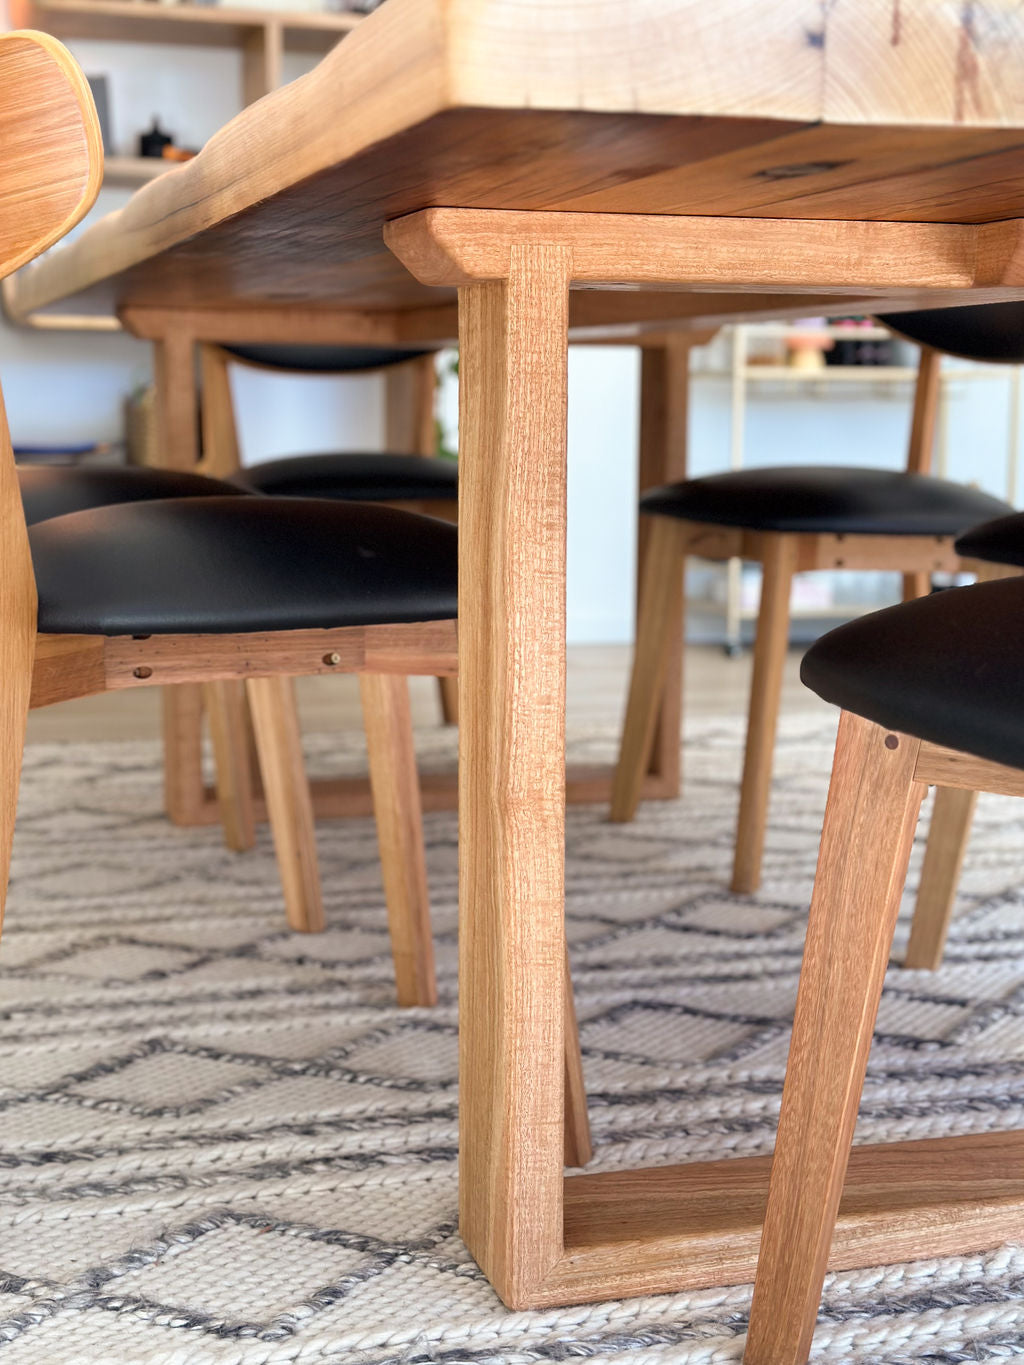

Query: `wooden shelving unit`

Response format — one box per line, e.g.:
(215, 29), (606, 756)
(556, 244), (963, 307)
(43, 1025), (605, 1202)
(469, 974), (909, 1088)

(738, 363), (921, 383)
(9, 0), (365, 183)
(102, 154), (174, 186)
(10, 0), (360, 49)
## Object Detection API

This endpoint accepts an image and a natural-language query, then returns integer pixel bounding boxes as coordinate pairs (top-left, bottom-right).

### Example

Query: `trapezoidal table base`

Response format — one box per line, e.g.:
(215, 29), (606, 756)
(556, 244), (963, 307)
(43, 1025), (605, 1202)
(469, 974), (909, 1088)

(172, 764), (679, 825)
(505, 1129), (1024, 1308)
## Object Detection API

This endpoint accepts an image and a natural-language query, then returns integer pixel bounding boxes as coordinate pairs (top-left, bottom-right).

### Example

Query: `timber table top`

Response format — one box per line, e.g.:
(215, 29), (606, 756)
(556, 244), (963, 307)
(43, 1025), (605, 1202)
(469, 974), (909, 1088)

(10, 0), (1024, 335)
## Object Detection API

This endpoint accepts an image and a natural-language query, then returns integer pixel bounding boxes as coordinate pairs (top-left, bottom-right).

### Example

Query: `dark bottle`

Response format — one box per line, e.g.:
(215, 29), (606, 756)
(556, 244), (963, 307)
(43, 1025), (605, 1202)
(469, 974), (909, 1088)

(139, 117), (173, 159)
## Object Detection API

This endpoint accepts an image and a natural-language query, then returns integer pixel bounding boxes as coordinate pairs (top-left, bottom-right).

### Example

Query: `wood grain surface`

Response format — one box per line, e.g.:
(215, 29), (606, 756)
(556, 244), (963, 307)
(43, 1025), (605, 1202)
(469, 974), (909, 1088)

(11, 0), (1024, 322)
(0, 30), (102, 278)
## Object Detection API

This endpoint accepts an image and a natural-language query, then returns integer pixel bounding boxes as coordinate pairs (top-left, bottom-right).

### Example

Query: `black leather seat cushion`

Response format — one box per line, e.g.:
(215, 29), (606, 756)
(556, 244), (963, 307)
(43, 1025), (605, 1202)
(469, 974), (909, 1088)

(955, 512), (1024, 569)
(640, 466), (1012, 536)
(235, 454), (458, 503)
(801, 576), (1024, 770)
(877, 304), (1024, 364)
(30, 497), (457, 636)
(18, 464), (246, 526)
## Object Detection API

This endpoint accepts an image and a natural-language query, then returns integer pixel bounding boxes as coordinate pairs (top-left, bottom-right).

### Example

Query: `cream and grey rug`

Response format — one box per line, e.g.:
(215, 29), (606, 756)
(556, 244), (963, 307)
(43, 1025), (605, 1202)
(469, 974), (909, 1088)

(2, 714), (1024, 1363)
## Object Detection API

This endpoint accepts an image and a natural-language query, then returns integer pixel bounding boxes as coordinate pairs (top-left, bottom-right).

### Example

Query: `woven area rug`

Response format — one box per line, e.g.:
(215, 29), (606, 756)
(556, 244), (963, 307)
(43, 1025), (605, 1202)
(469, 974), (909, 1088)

(3, 713), (1024, 1363)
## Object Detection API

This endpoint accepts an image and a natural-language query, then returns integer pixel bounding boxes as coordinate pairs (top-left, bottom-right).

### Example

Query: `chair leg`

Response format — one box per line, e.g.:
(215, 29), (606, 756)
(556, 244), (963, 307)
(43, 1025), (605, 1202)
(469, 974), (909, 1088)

(246, 675), (325, 933)
(731, 535), (798, 894)
(361, 669), (593, 1164)
(610, 517), (688, 822)
(902, 561), (1017, 968)
(902, 570), (932, 602)
(162, 684), (205, 826)
(360, 672), (437, 1006)
(437, 674), (459, 726)
(0, 649), (32, 937)
(905, 785), (977, 971)
(562, 949), (592, 1168)
(744, 713), (926, 1365)
(203, 680), (257, 852)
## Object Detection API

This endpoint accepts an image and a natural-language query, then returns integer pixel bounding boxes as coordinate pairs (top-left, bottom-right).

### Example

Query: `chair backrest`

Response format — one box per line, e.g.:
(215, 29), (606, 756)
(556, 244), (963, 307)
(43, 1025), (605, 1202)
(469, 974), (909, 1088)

(877, 302), (1024, 480)
(199, 343), (439, 479)
(879, 303), (1024, 365)
(220, 344), (434, 374)
(0, 31), (104, 641)
(0, 31), (102, 280)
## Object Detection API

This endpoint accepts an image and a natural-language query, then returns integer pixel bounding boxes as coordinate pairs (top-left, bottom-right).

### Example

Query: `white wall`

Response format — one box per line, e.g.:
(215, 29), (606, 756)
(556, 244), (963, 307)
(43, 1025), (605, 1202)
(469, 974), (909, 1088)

(566, 348), (640, 645)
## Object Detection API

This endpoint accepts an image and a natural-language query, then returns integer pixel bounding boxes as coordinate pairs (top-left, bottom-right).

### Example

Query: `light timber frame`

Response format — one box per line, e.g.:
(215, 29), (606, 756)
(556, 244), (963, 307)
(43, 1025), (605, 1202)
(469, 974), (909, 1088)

(902, 560), (1023, 971)
(607, 328), (979, 898)
(145, 326), (454, 832)
(189, 339), (458, 839)
(385, 205), (1024, 1352)
(119, 305), (688, 830)
(29, 622), (592, 1163)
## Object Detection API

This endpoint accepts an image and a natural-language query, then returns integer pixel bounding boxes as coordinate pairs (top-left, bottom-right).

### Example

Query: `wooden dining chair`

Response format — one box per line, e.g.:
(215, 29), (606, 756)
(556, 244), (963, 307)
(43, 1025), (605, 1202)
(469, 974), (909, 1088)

(203, 339), (458, 714)
(0, 31), (591, 1168)
(162, 340), (459, 848)
(744, 571), (1024, 1363)
(0, 35), (453, 992)
(831, 305), (1024, 974)
(207, 343), (454, 549)
(903, 508), (1024, 970)
(611, 310), (1017, 896)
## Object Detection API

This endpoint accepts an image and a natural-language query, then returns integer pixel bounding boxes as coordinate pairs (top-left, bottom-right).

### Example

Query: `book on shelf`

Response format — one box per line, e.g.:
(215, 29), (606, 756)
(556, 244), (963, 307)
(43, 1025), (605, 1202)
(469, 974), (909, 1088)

(13, 442), (123, 467)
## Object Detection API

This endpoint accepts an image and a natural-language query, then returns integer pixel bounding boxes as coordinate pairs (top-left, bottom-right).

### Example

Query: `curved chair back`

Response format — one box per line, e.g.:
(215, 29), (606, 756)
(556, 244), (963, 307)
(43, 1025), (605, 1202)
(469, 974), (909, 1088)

(0, 30), (102, 280)
(0, 30), (104, 890)
(199, 343), (439, 479)
(219, 343), (434, 374)
(878, 302), (1024, 364)
(0, 31), (104, 649)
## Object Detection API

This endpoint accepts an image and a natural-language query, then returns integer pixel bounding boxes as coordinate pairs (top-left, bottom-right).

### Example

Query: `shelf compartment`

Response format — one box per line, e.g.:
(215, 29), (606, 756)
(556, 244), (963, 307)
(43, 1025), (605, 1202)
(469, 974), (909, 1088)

(9, 0), (362, 51)
(102, 155), (173, 186)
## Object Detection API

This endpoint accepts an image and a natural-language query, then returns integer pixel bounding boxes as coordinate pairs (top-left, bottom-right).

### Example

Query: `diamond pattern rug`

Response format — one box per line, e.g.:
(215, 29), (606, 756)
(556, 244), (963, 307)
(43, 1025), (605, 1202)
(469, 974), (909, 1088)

(2, 714), (1024, 1362)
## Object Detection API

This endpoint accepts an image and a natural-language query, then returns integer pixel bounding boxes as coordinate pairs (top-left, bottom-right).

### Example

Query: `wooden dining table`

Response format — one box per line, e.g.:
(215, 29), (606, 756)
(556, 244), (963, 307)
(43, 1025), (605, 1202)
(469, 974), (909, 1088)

(10, 2), (1024, 1357)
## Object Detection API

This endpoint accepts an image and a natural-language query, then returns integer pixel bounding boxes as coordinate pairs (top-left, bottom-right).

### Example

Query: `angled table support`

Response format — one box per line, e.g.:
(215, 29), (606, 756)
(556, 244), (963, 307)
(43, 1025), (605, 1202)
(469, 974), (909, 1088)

(386, 205), (1024, 1343)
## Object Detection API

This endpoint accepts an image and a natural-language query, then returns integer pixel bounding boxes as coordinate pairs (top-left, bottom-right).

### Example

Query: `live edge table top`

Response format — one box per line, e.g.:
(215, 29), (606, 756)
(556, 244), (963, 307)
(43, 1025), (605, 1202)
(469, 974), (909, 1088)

(11, 0), (1024, 339)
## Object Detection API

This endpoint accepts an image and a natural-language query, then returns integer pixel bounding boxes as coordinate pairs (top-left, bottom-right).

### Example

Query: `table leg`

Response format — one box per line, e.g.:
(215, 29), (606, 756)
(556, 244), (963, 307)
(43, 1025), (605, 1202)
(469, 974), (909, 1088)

(636, 339), (692, 798)
(152, 331), (200, 471)
(384, 354), (459, 724)
(384, 204), (1024, 1318)
(457, 244), (572, 1307)
(153, 332), (209, 823)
